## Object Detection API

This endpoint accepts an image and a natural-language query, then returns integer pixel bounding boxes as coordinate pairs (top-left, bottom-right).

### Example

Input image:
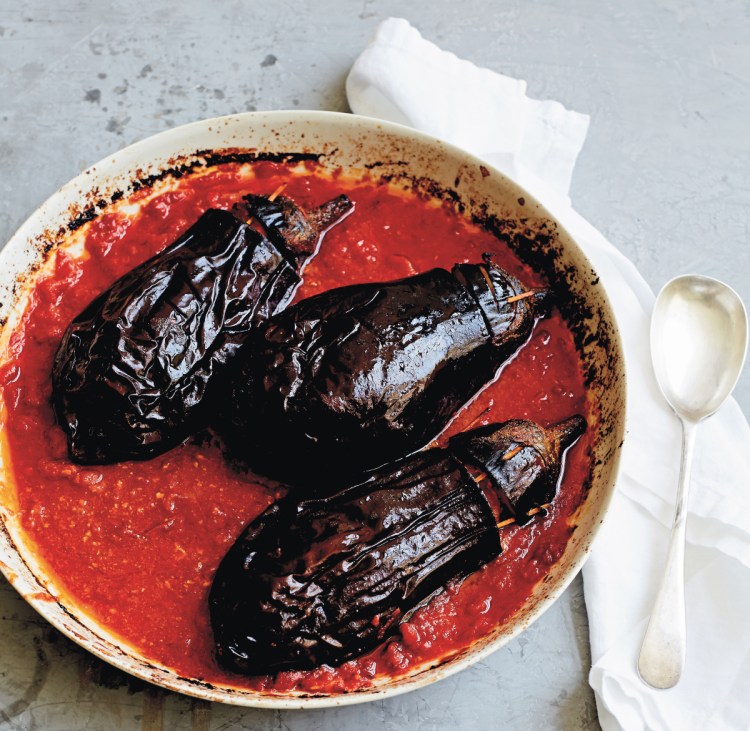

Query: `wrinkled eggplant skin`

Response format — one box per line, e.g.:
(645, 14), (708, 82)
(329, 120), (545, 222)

(52, 209), (300, 464)
(209, 416), (585, 675)
(220, 264), (543, 485)
(209, 448), (500, 675)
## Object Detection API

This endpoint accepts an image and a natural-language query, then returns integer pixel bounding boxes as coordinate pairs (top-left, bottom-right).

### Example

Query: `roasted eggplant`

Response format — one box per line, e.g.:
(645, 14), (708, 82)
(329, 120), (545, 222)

(219, 260), (549, 484)
(52, 193), (353, 464)
(209, 415), (586, 675)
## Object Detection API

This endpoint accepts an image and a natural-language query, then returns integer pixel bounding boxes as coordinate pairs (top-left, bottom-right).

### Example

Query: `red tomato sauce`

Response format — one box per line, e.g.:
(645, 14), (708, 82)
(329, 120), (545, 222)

(0, 161), (595, 694)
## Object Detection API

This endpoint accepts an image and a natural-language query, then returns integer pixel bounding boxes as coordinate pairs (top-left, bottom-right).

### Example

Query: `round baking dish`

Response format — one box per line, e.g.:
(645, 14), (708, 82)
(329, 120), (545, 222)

(0, 111), (625, 707)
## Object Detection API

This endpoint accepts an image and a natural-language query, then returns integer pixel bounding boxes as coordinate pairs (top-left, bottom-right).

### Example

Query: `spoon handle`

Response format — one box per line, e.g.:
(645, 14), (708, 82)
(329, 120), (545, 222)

(637, 418), (696, 689)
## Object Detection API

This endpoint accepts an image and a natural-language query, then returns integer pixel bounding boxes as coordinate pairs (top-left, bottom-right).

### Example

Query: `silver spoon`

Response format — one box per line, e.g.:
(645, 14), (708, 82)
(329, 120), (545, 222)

(637, 274), (748, 689)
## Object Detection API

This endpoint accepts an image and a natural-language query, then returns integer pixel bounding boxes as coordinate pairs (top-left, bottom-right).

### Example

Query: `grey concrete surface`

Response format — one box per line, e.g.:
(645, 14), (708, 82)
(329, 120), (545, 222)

(1, 1), (748, 729)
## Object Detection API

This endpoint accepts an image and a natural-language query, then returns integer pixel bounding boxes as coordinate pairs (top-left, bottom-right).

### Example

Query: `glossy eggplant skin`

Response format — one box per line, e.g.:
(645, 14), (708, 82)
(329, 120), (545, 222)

(209, 416), (585, 675)
(53, 194), (353, 464)
(210, 448), (500, 675)
(219, 262), (547, 485)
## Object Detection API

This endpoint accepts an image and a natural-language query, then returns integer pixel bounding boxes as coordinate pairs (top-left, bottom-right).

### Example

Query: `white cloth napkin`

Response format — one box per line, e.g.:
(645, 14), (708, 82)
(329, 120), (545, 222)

(347, 18), (750, 731)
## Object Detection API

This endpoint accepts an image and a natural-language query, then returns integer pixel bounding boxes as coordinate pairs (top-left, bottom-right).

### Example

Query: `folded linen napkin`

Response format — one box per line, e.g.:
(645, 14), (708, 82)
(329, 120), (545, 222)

(347, 18), (750, 731)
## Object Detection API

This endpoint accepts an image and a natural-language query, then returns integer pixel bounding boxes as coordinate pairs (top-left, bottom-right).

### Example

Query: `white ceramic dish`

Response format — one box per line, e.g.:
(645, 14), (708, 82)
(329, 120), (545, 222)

(0, 111), (625, 707)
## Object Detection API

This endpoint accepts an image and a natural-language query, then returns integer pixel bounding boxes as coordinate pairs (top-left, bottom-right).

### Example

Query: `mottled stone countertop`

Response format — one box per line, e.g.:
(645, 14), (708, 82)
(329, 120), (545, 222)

(1, 1), (748, 729)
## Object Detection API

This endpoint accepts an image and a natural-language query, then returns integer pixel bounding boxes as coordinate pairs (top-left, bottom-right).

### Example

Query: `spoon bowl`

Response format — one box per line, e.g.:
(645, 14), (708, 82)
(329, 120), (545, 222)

(638, 274), (748, 689)
(651, 275), (748, 423)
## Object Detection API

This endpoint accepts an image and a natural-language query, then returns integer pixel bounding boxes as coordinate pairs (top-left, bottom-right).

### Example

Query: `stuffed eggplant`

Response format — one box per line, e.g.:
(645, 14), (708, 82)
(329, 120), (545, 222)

(52, 192), (353, 464)
(219, 260), (549, 484)
(209, 415), (586, 675)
